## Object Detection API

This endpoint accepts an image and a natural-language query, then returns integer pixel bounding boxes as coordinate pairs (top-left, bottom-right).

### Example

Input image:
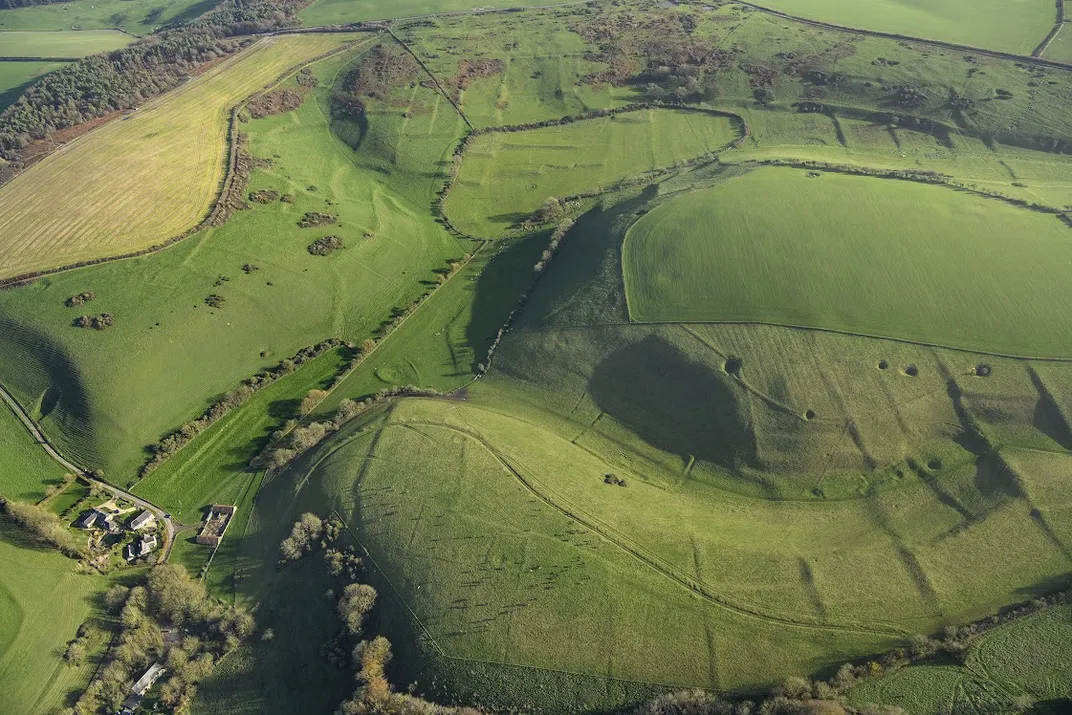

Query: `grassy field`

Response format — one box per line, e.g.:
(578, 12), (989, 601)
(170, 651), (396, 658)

(850, 603), (1072, 713)
(0, 522), (110, 715)
(300, 0), (574, 25)
(0, 58), (64, 109)
(623, 167), (1072, 357)
(746, 0), (1055, 55)
(0, 33), (363, 281)
(0, 0), (215, 33)
(0, 29), (132, 56)
(0, 399), (67, 502)
(0, 42), (469, 481)
(133, 348), (350, 525)
(1044, 23), (1072, 63)
(444, 109), (742, 238)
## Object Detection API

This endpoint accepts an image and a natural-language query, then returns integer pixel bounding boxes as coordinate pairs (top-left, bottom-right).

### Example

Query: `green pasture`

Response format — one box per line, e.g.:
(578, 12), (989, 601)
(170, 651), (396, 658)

(316, 233), (547, 415)
(0, 45), (468, 480)
(445, 108), (742, 238)
(623, 167), (1072, 357)
(1044, 24), (1072, 63)
(0, 522), (109, 715)
(0, 29), (132, 56)
(0, 59), (64, 110)
(850, 603), (1072, 713)
(133, 348), (350, 525)
(0, 400), (66, 502)
(0, 0), (215, 33)
(299, 0), (572, 26)
(745, 0), (1054, 55)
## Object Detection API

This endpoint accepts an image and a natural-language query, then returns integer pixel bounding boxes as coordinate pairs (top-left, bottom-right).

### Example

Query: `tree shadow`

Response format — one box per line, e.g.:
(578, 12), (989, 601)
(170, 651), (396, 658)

(588, 334), (758, 470)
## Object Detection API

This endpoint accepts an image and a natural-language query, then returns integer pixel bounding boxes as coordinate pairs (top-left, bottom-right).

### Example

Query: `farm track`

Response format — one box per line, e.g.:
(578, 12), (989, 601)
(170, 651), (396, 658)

(0, 380), (178, 562)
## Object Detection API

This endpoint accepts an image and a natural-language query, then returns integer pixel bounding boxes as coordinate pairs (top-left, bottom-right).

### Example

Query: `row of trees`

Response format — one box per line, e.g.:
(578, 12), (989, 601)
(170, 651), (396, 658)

(140, 338), (343, 478)
(0, 497), (84, 558)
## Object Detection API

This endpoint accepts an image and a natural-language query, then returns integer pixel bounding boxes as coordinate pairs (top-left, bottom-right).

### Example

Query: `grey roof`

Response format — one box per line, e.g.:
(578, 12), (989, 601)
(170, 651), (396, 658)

(130, 510), (153, 529)
(76, 511), (99, 528)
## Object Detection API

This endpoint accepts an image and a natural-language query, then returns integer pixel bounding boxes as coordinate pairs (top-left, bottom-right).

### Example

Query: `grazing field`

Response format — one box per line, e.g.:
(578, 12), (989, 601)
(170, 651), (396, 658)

(299, 0), (571, 25)
(444, 109), (743, 238)
(850, 603), (1072, 713)
(0, 29), (132, 57)
(0, 43), (468, 480)
(0, 523), (109, 715)
(0, 400), (66, 502)
(745, 0), (1055, 55)
(1044, 24), (1072, 63)
(0, 0), (215, 33)
(0, 33), (363, 281)
(623, 167), (1072, 357)
(0, 59), (64, 110)
(133, 348), (350, 525)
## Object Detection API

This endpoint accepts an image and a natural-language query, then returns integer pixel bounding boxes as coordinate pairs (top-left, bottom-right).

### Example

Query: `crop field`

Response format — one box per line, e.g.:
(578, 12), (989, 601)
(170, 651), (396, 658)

(0, 33), (363, 281)
(623, 167), (1072, 357)
(850, 603), (1072, 712)
(745, 0), (1055, 55)
(445, 109), (743, 237)
(0, 522), (109, 715)
(0, 44), (469, 480)
(0, 29), (132, 57)
(0, 0), (216, 33)
(0, 401), (65, 502)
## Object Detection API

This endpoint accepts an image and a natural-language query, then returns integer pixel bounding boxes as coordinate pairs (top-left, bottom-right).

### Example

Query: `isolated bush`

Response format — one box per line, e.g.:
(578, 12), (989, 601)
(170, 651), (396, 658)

(65, 291), (96, 307)
(300, 389), (329, 416)
(308, 235), (344, 256)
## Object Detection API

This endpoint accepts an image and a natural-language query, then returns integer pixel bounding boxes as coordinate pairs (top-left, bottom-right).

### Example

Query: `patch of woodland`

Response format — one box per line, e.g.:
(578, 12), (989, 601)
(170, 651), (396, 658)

(65, 291), (96, 307)
(70, 565), (254, 715)
(445, 58), (505, 101)
(308, 235), (343, 256)
(247, 87), (305, 119)
(249, 189), (281, 204)
(138, 338), (343, 479)
(298, 211), (338, 228)
(73, 313), (114, 330)
(332, 45), (422, 115)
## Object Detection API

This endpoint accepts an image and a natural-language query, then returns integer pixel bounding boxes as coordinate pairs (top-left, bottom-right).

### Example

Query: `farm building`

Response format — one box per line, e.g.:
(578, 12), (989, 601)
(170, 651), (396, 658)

(123, 533), (158, 562)
(75, 510), (101, 529)
(196, 504), (236, 546)
(117, 662), (165, 714)
(129, 509), (154, 530)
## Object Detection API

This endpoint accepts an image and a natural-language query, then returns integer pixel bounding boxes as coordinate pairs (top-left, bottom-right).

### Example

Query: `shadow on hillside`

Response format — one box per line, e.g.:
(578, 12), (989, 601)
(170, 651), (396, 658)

(0, 309), (94, 450)
(588, 334), (758, 471)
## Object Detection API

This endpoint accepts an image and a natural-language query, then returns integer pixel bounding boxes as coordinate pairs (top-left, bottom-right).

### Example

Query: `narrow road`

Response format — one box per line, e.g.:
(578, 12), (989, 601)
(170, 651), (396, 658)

(0, 382), (178, 562)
